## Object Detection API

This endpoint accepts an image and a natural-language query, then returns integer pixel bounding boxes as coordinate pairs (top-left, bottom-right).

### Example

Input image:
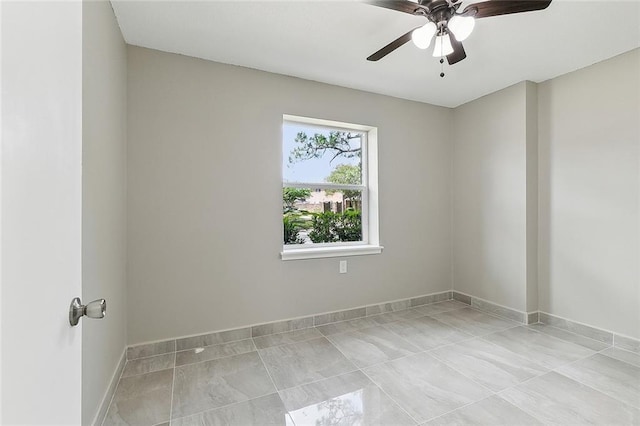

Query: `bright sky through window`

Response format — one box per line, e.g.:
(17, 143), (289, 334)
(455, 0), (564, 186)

(283, 123), (361, 183)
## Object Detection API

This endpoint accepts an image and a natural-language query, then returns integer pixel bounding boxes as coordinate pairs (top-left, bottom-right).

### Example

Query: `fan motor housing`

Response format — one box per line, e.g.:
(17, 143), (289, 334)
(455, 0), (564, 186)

(418, 0), (458, 24)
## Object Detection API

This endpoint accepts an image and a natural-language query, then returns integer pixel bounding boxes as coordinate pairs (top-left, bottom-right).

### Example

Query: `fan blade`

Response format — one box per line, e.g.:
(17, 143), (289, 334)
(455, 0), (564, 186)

(462, 0), (551, 19)
(447, 37), (466, 64)
(367, 28), (419, 61)
(365, 1), (423, 15)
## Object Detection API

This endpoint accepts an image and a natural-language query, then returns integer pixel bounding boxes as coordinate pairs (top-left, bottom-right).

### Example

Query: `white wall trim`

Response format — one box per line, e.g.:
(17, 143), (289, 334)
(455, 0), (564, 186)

(281, 244), (383, 260)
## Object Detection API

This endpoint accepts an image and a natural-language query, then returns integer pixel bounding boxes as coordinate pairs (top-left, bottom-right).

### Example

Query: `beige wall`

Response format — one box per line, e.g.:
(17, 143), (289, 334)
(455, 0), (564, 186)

(451, 82), (531, 312)
(126, 46), (453, 345)
(126, 44), (639, 345)
(82, 2), (128, 424)
(452, 50), (639, 337)
(538, 49), (640, 339)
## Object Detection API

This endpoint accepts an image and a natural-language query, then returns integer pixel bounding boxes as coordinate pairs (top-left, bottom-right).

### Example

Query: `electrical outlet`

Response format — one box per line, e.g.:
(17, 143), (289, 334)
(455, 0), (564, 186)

(339, 260), (347, 274)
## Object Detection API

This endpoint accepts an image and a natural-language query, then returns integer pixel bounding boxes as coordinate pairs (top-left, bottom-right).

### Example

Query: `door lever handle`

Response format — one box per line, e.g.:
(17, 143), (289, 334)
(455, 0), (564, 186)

(69, 297), (106, 326)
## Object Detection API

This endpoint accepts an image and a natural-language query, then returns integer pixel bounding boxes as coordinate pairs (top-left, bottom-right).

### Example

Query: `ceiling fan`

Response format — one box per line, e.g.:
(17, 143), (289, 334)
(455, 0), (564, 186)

(366, 0), (552, 71)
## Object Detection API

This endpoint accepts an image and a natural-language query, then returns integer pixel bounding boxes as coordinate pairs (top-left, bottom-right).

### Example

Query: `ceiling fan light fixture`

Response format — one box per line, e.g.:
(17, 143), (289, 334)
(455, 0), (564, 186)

(366, 0), (553, 64)
(448, 15), (475, 41)
(432, 33), (454, 57)
(411, 22), (437, 49)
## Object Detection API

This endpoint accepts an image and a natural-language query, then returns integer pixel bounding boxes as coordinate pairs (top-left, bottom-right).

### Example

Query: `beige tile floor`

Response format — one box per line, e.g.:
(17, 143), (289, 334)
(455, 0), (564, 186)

(103, 300), (640, 425)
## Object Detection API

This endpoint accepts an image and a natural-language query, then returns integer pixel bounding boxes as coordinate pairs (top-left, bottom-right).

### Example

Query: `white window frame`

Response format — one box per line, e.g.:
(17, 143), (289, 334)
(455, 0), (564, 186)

(281, 114), (383, 261)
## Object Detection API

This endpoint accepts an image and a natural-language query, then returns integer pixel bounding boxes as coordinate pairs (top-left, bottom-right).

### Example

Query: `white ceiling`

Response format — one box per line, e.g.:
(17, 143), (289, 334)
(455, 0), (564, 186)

(111, 0), (640, 108)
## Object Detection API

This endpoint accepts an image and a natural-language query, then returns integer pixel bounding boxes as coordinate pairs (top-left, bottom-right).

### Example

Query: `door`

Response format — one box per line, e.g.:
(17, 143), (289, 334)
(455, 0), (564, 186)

(1, 1), (83, 423)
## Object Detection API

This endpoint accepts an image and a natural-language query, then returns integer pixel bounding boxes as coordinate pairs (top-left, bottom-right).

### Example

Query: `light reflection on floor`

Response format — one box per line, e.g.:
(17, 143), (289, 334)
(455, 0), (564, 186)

(288, 389), (365, 426)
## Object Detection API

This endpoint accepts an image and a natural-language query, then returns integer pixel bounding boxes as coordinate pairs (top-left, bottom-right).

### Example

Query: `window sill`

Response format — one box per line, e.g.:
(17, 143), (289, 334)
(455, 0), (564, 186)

(281, 245), (383, 261)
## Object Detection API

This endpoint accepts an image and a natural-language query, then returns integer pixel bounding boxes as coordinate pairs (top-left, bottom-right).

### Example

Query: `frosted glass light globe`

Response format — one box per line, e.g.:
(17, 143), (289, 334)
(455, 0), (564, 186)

(432, 33), (454, 57)
(411, 22), (437, 49)
(448, 15), (475, 41)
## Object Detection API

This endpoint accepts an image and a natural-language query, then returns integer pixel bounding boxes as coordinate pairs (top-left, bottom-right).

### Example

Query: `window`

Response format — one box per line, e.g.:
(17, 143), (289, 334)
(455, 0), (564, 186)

(281, 115), (382, 260)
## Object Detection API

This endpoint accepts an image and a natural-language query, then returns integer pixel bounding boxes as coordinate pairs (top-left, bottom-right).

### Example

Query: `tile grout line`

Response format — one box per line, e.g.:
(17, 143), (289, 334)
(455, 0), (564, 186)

(318, 311), (477, 373)
(424, 308), (521, 335)
(127, 350), (176, 362)
(357, 366), (422, 425)
(406, 321), (623, 422)
(252, 337), (294, 425)
(153, 328), (461, 373)
(255, 337), (360, 393)
(475, 323), (609, 363)
(535, 323), (613, 348)
(550, 347), (640, 411)
(168, 343), (279, 423)
(253, 338), (280, 391)
(320, 309), (522, 374)
(476, 325), (585, 357)
(173, 341), (258, 369)
(441, 341), (622, 424)
(120, 366), (175, 379)
(422, 391), (547, 425)
(169, 389), (280, 424)
(494, 345), (612, 397)
(538, 312), (619, 344)
(550, 376), (640, 413)
(274, 366), (361, 393)
(420, 339), (550, 425)
(472, 326), (608, 389)
(491, 345), (634, 426)
(175, 337), (255, 354)
(422, 310), (504, 340)
(490, 394), (549, 426)
(323, 323), (423, 355)
(512, 322), (614, 350)
(414, 347), (499, 396)
(494, 395), (549, 424)
(253, 329), (323, 350)
(321, 304), (470, 345)
(260, 302), (469, 351)
(421, 394), (497, 424)
(465, 305), (523, 325)
(320, 334), (423, 425)
(168, 352), (177, 425)
(174, 349), (254, 369)
(599, 346), (640, 369)
(313, 299), (451, 329)
(422, 333), (481, 354)
(100, 376), (122, 426)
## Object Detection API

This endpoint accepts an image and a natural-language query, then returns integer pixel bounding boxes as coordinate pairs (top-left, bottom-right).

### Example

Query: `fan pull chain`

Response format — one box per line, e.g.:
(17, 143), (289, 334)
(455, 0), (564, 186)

(439, 28), (445, 78)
